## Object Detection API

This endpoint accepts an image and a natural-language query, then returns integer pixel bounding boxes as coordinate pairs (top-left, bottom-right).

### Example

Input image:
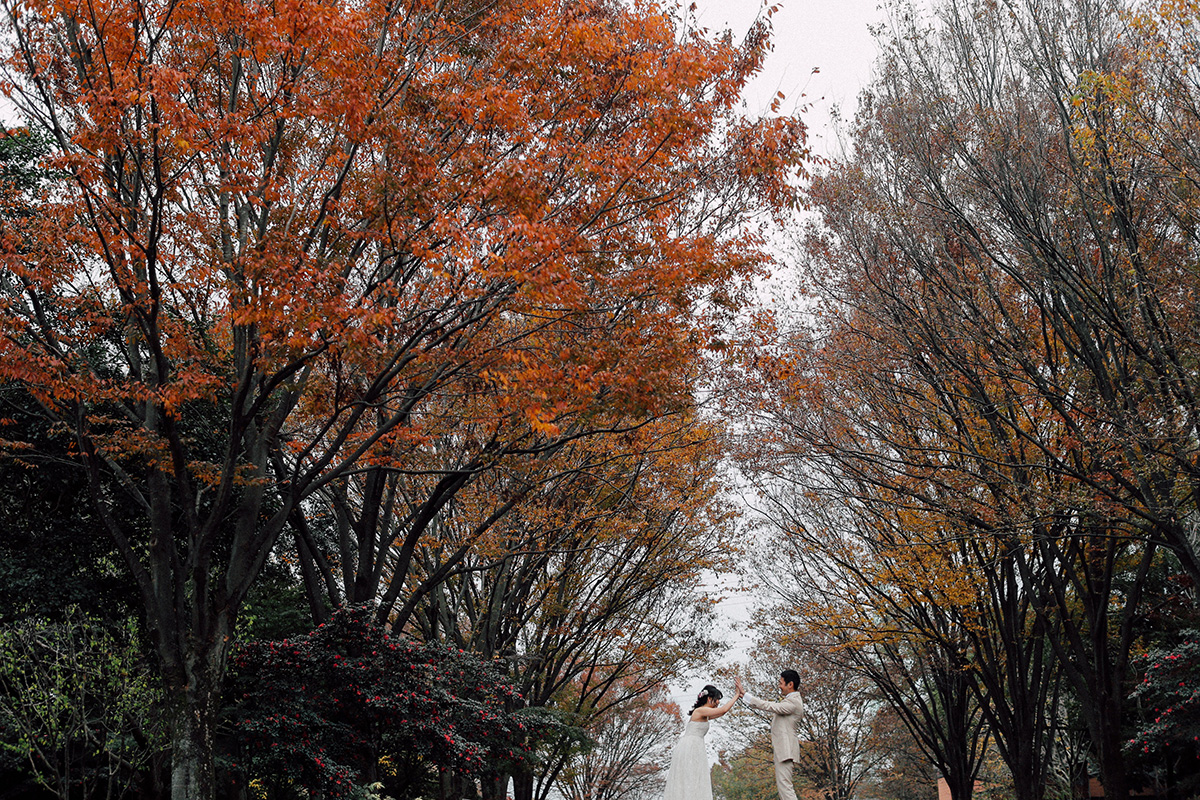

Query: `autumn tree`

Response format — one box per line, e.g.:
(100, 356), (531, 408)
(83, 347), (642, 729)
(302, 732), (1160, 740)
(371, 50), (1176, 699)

(290, 406), (730, 634)
(746, 472), (1070, 800)
(555, 681), (682, 800)
(0, 0), (805, 795)
(736, 0), (1200, 797)
(713, 738), (786, 800)
(0, 129), (143, 623)
(738, 488), (992, 800)
(868, 706), (939, 800)
(405, 415), (734, 800)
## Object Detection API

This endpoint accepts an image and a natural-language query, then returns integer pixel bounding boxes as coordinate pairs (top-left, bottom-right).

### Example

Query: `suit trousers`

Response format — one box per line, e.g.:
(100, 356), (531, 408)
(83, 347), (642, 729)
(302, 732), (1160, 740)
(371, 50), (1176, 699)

(774, 759), (797, 800)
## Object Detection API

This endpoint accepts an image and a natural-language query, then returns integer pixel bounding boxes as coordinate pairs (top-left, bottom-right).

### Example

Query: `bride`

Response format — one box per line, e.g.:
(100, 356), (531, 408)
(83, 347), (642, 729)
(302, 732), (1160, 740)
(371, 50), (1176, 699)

(662, 684), (741, 800)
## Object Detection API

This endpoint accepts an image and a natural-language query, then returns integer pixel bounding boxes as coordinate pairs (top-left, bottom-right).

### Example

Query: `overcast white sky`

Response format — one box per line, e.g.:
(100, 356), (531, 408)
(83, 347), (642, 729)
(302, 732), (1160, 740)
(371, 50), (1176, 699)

(694, 0), (888, 156)
(668, 0), (889, 740)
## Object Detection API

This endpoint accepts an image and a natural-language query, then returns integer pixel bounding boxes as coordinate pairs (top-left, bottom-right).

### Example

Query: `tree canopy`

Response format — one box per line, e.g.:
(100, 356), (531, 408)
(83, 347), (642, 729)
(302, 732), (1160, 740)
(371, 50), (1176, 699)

(0, 0), (804, 795)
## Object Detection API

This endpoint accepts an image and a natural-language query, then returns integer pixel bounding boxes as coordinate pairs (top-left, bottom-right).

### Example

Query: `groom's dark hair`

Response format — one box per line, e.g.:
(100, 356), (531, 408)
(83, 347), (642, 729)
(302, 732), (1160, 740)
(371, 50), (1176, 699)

(780, 669), (800, 691)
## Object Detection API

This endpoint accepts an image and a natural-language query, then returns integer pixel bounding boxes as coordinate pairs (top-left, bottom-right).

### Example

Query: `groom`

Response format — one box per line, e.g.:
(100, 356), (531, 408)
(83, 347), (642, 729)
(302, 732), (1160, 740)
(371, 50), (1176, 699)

(736, 670), (803, 800)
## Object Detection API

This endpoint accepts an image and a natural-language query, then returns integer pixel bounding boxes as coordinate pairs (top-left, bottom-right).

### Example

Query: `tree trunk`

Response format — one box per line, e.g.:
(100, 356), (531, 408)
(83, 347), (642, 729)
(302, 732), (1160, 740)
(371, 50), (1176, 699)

(1008, 736), (1042, 800)
(161, 616), (233, 800)
(1090, 713), (1130, 800)
(480, 772), (509, 800)
(943, 772), (974, 800)
(511, 768), (535, 800)
(168, 686), (218, 800)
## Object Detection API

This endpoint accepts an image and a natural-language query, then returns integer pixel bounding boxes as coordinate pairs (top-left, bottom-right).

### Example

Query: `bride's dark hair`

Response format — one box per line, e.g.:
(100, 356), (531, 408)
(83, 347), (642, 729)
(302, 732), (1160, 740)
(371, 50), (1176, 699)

(691, 684), (723, 711)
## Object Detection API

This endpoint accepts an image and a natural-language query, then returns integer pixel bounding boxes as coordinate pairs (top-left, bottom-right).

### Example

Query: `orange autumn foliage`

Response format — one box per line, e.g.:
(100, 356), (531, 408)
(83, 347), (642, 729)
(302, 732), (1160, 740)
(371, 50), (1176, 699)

(0, 0), (805, 794)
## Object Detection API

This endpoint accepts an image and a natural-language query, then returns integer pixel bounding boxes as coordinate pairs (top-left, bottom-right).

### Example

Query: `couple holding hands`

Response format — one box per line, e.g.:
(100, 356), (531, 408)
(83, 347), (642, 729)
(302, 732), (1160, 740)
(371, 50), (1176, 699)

(662, 670), (803, 800)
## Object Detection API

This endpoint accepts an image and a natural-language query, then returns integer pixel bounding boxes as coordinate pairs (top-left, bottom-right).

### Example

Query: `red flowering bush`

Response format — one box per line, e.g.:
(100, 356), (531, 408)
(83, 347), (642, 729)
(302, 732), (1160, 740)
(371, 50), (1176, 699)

(1127, 635), (1200, 790)
(226, 605), (531, 799)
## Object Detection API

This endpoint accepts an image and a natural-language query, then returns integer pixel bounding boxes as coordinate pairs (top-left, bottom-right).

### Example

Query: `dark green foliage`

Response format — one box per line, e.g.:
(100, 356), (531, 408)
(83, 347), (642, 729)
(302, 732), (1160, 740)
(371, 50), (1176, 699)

(0, 392), (140, 625)
(237, 569), (317, 644)
(0, 126), (52, 204)
(226, 605), (533, 799)
(0, 747), (52, 800)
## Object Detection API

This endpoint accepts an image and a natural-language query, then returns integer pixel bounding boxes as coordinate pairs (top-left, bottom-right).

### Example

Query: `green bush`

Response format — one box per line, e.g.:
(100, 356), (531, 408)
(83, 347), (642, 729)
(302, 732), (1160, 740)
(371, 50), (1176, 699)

(0, 611), (166, 799)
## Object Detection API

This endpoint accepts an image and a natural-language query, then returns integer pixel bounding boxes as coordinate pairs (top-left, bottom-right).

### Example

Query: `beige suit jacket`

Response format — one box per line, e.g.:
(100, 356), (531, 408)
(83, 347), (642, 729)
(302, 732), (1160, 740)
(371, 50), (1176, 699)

(743, 690), (803, 763)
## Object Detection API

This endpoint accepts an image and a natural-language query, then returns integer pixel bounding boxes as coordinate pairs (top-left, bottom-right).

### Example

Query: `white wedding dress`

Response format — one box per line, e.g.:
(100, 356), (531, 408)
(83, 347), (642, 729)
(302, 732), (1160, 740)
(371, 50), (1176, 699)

(662, 719), (711, 800)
